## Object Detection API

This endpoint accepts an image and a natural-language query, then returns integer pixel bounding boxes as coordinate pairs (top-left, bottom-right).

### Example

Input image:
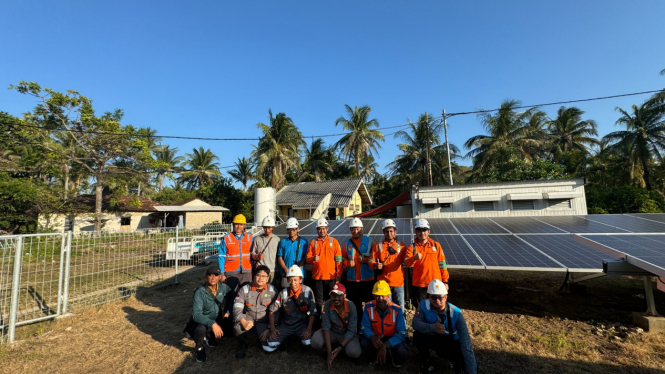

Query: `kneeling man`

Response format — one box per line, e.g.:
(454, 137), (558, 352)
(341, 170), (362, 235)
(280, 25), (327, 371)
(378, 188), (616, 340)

(266, 265), (316, 350)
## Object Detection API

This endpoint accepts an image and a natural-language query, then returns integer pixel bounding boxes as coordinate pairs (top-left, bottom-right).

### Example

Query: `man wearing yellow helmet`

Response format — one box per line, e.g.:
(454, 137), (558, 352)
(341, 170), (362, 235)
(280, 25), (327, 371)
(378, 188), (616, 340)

(219, 214), (253, 292)
(359, 280), (408, 367)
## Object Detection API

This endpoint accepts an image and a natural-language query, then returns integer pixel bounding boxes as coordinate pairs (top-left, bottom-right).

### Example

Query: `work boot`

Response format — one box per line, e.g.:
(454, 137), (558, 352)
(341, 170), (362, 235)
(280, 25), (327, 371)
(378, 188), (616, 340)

(236, 344), (247, 359)
(204, 333), (218, 348)
(195, 347), (207, 363)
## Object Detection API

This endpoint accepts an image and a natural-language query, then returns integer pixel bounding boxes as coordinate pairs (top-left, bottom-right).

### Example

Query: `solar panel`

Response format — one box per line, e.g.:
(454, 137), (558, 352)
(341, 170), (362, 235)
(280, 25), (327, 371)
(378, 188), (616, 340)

(329, 219), (350, 234)
(298, 220), (319, 236)
(581, 215), (665, 233)
(359, 219), (381, 234)
(581, 235), (665, 257)
(463, 235), (564, 269)
(518, 235), (609, 270)
(626, 213), (665, 224)
(426, 218), (457, 234)
(272, 223), (288, 236)
(533, 216), (630, 233)
(430, 235), (483, 267)
(327, 220), (344, 232)
(449, 218), (508, 234)
(490, 217), (567, 234)
(395, 219), (412, 234)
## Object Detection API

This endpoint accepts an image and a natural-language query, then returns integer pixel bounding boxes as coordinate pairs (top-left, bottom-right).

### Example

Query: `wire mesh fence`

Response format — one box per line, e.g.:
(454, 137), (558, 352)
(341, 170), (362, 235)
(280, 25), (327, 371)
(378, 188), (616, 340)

(0, 224), (247, 343)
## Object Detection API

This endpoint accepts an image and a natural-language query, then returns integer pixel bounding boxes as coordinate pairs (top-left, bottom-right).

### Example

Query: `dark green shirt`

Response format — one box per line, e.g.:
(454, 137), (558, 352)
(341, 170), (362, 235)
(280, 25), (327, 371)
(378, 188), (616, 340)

(189, 282), (233, 327)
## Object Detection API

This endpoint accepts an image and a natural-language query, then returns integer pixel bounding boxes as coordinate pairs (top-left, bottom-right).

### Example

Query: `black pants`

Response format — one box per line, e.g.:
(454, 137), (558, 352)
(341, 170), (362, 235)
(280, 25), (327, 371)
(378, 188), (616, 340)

(314, 279), (336, 315)
(413, 331), (466, 372)
(225, 271), (253, 294)
(359, 335), (409, 366)
(234, 320), (270, 349)
(185, 313), (233, 349)
(346, 280), (374, 329)
(412, 286), (428, 308)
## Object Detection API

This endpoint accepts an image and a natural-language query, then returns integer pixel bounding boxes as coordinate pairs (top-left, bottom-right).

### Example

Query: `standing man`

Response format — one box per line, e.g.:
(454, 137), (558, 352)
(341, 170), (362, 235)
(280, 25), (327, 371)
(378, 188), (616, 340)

(306, 217), (342, 314)
(359, 280), (408, 368)
(311, 282), (361, 369)
(184, 266), (233, 363)
(251, 216), (280, 285)
(266, 265), (316, 351)
(406, 218), (449, 307)
(232, 265), (278, 359)
(412, 280), (477, 374)
(371, 219), (410, 310)
(276, 217), (308, 288)
(342, 217), (375, 329)
(219, 214), (253, 293)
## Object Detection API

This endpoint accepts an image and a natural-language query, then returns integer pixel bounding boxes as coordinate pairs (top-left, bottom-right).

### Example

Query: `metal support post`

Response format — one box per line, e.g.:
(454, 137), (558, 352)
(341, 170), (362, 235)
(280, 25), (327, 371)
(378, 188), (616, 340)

(61, 231), (72, 315)
(56, 233), (66, 316)
(8, 237), (23, 343)
(175, 226), (179, 284)
(425, 112), (433, 187)
(442, 109), (453, 185)
(645, 276), (658, 316)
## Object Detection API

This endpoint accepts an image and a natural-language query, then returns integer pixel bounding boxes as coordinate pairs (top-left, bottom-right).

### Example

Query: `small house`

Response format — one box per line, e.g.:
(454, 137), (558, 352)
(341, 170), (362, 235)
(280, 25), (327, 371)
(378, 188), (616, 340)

(276, 178), (372, 220)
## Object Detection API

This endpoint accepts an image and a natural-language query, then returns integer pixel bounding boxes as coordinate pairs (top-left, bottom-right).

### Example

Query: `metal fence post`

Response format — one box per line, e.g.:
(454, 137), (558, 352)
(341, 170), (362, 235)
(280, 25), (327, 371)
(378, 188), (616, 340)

(61, 231), (72, 315)
(175, 226), (179, 284)
(56, 233), (66, 316)
(7, 236), (23, 343)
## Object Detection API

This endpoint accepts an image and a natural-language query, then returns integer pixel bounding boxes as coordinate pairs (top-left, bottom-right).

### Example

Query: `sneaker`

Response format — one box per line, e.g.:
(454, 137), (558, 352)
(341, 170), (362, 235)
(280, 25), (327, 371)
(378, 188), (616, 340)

(419, 362), (435, 374)
(196, 347), (206, 363)
(203, 336), (218, 348)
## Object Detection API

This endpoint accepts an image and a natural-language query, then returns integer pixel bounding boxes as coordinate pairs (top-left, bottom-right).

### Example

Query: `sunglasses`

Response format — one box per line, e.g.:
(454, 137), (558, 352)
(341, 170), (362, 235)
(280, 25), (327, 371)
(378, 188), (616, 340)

(430, 295), (447, 301)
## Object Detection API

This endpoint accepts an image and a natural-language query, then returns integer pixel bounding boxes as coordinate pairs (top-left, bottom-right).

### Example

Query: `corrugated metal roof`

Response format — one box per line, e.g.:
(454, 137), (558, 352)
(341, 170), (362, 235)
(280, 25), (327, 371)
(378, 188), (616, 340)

(276, 178), (372, 209)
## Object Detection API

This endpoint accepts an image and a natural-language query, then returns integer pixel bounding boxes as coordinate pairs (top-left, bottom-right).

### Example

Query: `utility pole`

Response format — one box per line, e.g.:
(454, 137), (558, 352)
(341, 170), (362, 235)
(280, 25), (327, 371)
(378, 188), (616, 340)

(443, 109), (453, 185)
(425, 112), (433, 187)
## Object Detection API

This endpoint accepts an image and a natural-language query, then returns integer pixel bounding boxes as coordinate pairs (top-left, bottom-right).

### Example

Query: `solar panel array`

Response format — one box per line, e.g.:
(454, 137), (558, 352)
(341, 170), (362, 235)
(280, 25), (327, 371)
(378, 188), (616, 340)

(267, 215), (665, 275)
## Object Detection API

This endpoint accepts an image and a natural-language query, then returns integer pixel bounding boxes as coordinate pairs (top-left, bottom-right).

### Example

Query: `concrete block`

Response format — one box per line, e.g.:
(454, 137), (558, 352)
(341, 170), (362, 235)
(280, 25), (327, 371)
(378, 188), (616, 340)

(632, 312), (665, 332)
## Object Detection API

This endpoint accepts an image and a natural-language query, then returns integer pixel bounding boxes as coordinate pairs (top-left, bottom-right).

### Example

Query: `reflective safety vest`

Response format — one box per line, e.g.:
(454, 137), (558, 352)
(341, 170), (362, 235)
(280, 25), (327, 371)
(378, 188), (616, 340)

(345, 235), (374, 281)
(223, 232), (252, 273)
(419, 299), (460, 340)
(365, 301), (400, 337)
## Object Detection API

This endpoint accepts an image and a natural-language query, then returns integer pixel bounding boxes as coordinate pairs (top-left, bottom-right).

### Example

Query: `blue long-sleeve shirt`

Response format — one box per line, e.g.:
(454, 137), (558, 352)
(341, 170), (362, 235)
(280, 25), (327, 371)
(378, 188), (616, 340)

(218, 231), (250, 275)
(276, 236), (308, 277)
(360, 303), (407, 349)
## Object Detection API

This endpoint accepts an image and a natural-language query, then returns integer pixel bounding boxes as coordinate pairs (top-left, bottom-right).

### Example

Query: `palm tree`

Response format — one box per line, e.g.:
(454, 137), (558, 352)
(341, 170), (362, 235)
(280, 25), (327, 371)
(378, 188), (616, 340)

(252, 110), (305, 190)
(464, 100), (546, 175)
(334, 105), (384, 180)
(154, 145), (184, 192)
(299, 138), (334, 182)
(228, 157), (254, 191)
(603, 96), (665, 190)
(179, 147), (221, 190)
(547, 106), (600, 160)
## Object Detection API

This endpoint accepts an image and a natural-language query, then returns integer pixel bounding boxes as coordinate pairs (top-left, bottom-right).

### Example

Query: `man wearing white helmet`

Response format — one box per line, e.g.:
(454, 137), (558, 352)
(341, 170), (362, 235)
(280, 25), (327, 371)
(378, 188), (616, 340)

(266, 265), (316, 351)
(370, 219), (409, 310)
(342, 217), (375, 329)
(250, 216), (280, 285)
(306, 217), (343, 314)
(276, 217), (308, 288)
(406, 218), (450, 306)
(412, 279), (477, 374)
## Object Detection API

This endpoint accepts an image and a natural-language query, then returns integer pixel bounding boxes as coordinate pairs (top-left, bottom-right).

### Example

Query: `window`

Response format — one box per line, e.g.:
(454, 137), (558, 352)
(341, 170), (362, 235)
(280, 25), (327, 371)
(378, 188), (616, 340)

(473, 201), (495, 212)
(120, 217), (131, 226)
(549, 199), (571, 209)
(512, 200), (535, 211)
(441, 203), (451, 208)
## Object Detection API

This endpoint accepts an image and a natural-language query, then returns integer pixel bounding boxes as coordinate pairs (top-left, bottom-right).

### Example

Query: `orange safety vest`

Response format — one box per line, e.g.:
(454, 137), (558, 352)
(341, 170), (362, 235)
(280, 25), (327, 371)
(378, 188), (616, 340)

(366, 301), (399, 337)
(224, 232), (252, 273)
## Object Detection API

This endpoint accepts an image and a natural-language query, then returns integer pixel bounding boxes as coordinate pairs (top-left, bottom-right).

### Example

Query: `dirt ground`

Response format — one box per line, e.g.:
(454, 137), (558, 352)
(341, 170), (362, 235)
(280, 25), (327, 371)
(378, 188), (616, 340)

(3, 267), (665, 374)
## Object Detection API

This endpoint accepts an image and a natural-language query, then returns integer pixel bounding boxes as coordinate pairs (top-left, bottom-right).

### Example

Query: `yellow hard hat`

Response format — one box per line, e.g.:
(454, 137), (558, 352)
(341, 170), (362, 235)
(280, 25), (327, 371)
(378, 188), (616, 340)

(372, 280), (391, 296)
(233, 214), (247, 224)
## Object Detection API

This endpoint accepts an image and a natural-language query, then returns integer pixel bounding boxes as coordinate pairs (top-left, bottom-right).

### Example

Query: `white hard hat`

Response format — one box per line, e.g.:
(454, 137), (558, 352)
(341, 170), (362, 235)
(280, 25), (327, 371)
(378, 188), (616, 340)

(415, 218), (430, 230)
(349, 217), (363, 228)
(262, 216), (275, 227)
(286, 265), (303, 278)
(286, 217), (299, 229)
(316, 217), (329, 228)
(382, 219), (396, 230)
(427, 279), (448, 296)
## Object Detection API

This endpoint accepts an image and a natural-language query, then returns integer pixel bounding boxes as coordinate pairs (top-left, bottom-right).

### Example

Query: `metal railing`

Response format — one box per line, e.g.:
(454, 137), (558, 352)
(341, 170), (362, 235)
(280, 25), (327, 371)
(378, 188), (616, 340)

(0, 224), (243, 343)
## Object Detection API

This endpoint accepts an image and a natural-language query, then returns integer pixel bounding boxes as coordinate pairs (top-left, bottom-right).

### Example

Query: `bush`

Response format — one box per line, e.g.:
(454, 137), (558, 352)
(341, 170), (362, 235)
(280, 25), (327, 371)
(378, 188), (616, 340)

(585, 184), (665, 214)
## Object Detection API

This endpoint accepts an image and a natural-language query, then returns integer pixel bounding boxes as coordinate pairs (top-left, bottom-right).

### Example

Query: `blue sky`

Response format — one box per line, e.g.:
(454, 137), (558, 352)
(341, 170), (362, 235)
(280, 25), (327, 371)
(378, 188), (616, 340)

(2, 1), (664, 186)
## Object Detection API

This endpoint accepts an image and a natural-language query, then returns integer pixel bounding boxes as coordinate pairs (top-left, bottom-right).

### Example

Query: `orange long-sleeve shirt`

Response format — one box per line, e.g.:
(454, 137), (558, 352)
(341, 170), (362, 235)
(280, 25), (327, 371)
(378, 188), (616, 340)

(305, 235), (342, 280)
(406, 237), (449, 287)
(371, 239), (410, 287)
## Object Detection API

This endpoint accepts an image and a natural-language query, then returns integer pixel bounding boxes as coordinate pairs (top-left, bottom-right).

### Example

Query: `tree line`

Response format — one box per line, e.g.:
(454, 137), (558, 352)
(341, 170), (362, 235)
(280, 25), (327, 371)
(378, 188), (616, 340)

(1, 77), (664, 233)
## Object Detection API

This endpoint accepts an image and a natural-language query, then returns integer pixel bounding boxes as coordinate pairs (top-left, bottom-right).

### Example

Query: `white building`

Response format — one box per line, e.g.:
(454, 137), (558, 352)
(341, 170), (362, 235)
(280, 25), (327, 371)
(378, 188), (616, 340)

(411, 178), (587, 218)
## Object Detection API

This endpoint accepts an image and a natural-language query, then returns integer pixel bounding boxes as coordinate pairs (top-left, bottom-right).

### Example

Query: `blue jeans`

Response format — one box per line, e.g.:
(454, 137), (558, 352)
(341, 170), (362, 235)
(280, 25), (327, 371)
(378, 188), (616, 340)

(390, 286), (405, 310)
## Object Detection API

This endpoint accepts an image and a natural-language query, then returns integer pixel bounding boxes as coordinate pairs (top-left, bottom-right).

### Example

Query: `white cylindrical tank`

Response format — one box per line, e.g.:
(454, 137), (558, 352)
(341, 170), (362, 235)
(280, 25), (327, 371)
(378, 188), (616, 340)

(255, 187), (277, 225)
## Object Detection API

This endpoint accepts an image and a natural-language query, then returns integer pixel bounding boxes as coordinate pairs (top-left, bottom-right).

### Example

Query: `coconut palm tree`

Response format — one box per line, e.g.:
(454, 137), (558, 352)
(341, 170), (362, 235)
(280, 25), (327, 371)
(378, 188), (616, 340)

(154, 145), (184, 192)
(464, 100), (547, 174)
(228, 157), (255, 191)
(334, 105), (384, 180)
(252, 110), (305, 190)
(179, 147), (221, 190)
(299, 138), (334, 182)
(603, 96), (665, 190)
(547, 106), (600, 160)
